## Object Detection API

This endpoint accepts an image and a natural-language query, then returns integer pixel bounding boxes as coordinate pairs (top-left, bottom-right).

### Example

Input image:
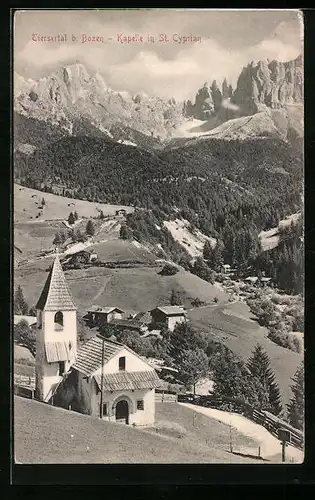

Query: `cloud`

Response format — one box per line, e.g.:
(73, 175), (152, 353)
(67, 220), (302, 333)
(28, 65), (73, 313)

(15, 18), (303, 101)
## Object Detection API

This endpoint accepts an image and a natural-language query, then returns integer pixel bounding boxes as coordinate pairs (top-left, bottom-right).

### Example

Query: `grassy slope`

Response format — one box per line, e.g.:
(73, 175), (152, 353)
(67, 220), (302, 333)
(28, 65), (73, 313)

(14, 184), (133, 222)
(14, 397), (259, 464)
(15, 262), (229, 316)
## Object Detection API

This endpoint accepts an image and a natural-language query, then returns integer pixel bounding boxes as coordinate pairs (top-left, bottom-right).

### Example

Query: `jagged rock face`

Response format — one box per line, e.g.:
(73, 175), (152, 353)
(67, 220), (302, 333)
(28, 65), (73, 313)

(232, 55), (303, 116)
(14, 63), (184, 139)
(184, 80), (229, 121)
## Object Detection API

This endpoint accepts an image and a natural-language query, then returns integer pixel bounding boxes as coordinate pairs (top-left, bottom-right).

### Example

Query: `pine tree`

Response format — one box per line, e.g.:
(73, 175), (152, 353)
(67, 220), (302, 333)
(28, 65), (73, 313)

(53, 232), (62, 246)
(287, 364), (304, 430)
(41, 197), (46, 206)
(68, 212), (75, 225)
(74, 211), (79, 221)
(14, 285), (29, 315)
(247, 344), (283, 416)
(170, 289), (182, 306)
(86, 220), (95, 236)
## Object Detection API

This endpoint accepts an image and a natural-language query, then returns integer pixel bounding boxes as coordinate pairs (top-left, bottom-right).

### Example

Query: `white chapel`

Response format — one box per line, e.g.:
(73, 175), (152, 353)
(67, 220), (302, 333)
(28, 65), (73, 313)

(34, 254), (161, 426)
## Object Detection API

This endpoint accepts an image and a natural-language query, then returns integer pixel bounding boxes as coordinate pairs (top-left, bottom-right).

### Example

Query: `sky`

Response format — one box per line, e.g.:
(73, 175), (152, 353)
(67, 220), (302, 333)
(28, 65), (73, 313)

(13, 9), (303, 101)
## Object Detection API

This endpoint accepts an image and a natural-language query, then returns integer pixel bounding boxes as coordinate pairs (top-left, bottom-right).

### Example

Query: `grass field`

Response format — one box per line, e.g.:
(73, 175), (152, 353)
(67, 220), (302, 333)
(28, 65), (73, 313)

(86, 239), (157, 263)
(15, 262), (229, 315)
(14, 184), (133, 222)
(14, 397), (260, 463)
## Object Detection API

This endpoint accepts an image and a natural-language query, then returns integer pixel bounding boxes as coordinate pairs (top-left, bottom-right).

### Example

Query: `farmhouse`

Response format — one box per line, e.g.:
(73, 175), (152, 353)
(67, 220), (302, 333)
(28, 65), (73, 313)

(33, 253), (161, 426)
(116, 209), (127, 216)
(86, 306), (124, 326)
(150, 306), (187, 332)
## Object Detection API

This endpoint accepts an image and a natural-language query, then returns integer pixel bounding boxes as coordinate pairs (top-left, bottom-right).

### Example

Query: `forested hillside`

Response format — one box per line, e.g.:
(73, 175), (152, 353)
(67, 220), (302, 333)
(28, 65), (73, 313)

(14, 133), (302, 275)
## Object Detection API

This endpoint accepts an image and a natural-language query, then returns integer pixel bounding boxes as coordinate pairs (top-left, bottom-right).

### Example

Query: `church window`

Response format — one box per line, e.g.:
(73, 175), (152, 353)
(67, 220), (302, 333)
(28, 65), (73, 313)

(54, 311), (64, 330)
(137, 400), (144, 410)
(58, 361), (65, 375)
(102, 403), (108, 416)
(119, 356), (126, 371)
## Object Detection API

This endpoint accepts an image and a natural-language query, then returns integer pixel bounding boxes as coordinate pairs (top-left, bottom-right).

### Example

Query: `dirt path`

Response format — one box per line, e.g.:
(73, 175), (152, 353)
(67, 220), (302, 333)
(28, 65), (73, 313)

(179, 403), (303, 463)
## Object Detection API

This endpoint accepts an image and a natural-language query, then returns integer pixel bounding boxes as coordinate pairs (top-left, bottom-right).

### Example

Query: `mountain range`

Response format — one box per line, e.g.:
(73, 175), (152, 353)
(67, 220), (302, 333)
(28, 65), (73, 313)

(14, 54), (303, 150)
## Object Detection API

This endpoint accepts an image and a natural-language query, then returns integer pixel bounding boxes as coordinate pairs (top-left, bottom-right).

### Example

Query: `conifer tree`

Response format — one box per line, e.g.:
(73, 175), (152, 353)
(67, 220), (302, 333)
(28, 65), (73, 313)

(247, 344), (283, 416)
(14, 285), (29, 315)
(170, 289), (182, 306)
(68, 212), (75, 225)
(86, 220), (95, 236)
(287, 364), (304, 430)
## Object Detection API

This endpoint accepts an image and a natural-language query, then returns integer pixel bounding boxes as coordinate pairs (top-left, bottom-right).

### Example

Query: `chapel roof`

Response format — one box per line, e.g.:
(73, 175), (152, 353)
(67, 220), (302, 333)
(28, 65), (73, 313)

(36, 254), (76, 311)
(73, 335), (123, 375)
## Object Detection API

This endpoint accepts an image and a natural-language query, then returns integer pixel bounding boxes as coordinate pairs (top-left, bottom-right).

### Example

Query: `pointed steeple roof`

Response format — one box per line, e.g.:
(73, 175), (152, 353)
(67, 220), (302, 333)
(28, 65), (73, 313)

(36, 254), (76, 311)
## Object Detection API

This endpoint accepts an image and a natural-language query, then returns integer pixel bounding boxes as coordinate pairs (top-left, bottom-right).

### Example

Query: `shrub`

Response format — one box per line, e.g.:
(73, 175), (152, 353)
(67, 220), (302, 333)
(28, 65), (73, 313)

(191, 297), (207, 308)
(160, 263), (179, 276)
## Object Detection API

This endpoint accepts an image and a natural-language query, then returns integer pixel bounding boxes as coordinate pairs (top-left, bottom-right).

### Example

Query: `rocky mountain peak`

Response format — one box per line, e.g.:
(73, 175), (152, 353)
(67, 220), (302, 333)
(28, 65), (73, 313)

(232, 54), (303, 115)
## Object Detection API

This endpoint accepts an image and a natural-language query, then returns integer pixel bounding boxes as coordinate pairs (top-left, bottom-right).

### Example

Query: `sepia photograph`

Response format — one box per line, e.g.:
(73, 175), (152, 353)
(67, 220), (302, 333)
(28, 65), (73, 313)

(13, 8), (304, 465)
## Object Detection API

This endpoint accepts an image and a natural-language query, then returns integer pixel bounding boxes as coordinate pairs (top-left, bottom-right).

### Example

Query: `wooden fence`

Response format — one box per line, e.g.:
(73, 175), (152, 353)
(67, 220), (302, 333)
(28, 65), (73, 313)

(178, 394), (304, 450)
(155, 390), (178, 403)
(14, 384), (34, 399)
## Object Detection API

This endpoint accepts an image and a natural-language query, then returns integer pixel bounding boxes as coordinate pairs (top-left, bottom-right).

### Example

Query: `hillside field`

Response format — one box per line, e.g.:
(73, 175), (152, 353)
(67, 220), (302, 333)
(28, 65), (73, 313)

(14, 397), (260, 464)
(14, 262), (229, 315)
(14, 184), (134, 222)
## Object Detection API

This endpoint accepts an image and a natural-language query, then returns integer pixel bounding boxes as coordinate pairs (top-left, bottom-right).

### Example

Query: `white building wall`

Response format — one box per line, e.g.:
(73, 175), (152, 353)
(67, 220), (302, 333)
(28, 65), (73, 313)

(36, 309), (77, 402)
(167, 315), (186, 332)
(100, 388), (155, 426)
(93, 348), (154, 375)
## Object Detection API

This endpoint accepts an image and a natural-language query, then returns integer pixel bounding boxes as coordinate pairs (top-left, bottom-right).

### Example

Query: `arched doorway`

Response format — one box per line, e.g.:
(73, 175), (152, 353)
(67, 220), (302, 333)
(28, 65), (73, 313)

(115, 399), (129, 424)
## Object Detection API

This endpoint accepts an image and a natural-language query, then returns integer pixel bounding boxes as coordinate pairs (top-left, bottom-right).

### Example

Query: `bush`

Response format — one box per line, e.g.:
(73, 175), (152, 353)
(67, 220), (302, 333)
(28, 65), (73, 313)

(191, 297), (207, 308)
(160, 263), (179, 276)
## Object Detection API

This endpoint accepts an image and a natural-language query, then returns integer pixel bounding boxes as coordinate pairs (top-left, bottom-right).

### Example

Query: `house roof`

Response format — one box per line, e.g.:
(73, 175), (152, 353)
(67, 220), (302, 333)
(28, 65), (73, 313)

(14, 315), (37, 326)
(94, 370), (161, 392)
(110, 319), (143, 329)
(87, 306), (124, 314)
(73, 336), (123, 375)
(133, 311), (152, 324)
(36, 255), (76, 311)
(151, 306), (186, 316)
(245, 276), (258, 283)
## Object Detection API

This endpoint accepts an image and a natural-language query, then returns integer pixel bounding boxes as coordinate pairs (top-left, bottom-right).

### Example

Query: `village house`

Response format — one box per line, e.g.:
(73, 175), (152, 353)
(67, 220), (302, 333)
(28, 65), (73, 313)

(110, 318), (149, 335)
(115, 209), (127, 216)
(150, 306), (187, 332)
(34, 254), (161, 426)
(86, 306), (125, 327)
(221, 264), (231, 274)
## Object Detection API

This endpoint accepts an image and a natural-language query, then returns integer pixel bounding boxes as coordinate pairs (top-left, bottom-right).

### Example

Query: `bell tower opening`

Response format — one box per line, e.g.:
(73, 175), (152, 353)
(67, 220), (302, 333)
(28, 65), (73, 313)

(54, 311), (64, 330)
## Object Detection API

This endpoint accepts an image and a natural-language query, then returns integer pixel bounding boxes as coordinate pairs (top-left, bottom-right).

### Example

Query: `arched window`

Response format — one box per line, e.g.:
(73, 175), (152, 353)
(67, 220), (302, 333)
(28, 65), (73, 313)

(54, 311), (64, 330)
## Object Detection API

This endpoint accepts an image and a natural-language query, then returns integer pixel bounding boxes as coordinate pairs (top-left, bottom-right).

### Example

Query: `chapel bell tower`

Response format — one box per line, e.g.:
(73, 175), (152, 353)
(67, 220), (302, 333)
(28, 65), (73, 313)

(35, 254), (77, 402)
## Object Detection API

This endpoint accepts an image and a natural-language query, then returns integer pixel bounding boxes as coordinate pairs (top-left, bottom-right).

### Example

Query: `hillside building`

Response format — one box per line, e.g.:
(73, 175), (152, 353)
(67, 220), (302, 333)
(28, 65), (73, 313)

(86, 306), (124, 326)
(150, 306), (187, 332)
